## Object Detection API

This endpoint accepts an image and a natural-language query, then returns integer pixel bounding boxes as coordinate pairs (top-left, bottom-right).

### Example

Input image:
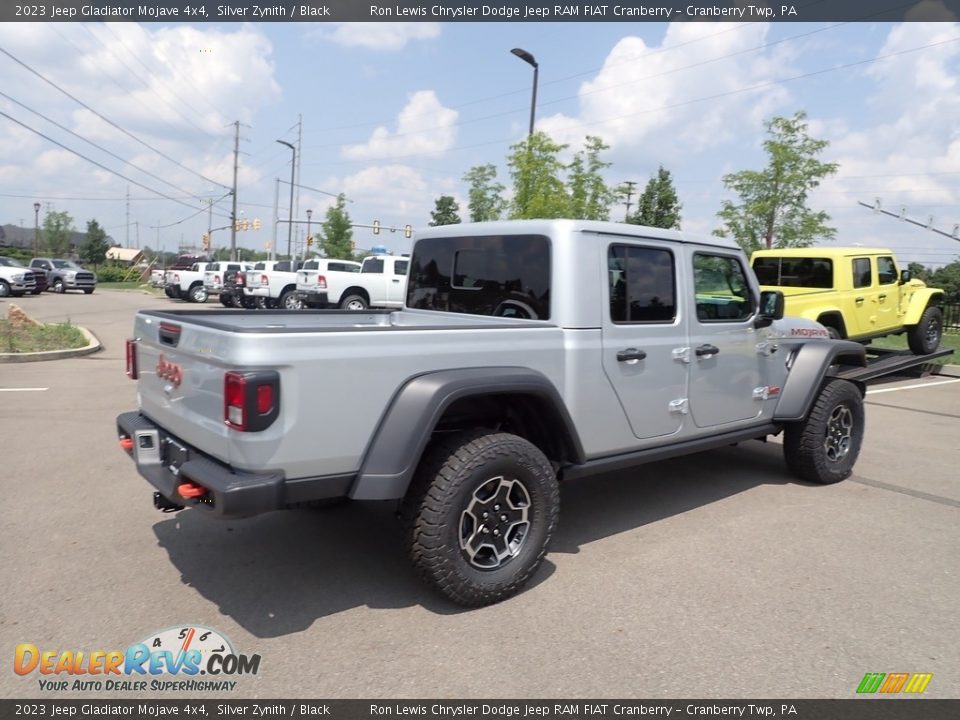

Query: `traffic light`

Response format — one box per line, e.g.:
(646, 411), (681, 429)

(372, 220), (381, 235)
(306, 236), (313, 247)
(253, 218), (262, 230)
(404, 225), (413, 238)
(201, 233), (210, 250)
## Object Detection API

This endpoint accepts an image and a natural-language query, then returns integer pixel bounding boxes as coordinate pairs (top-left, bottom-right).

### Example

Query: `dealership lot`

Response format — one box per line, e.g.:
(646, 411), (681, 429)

(1, 290), (958, 699)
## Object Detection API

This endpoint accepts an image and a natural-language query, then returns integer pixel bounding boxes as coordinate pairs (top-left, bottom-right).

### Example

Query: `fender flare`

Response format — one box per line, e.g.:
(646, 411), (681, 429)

(903, 289), (944, 326)
(349, 367), (584, 500)
(774, 341), (867, 422)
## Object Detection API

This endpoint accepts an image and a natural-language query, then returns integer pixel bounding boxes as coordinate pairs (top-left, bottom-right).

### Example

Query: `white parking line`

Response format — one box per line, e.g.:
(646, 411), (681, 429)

(866, 378), (960, 395)
(0, 387), (49, 392)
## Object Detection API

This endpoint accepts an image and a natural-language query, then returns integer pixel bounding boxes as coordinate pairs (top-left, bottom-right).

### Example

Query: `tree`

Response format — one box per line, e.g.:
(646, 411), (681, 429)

(319, 194), (354, 260)
(907, 262), (931, 283)
(715, 111), (839, 254)
(567, 136), (617, 221)
(463, 164), (507, 222)
(507, 131), (570, 219)
(43, 210), (75, 257)
(79, 219), (110, 268)
(429, 196), (462, 226)
(929, 260), (960, 304)
(627, 165), (682, 229)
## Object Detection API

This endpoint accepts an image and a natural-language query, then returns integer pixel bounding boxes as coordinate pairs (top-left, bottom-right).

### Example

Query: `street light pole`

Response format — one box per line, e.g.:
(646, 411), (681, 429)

(33, 202), (41, 256)
(511, 48), (539, 137)
(305, 208), (312, 261)
(276, 140), (296, 259)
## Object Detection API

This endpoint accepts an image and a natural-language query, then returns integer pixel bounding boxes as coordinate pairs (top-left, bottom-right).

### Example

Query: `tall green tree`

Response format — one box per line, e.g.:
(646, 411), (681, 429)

(43, 210), (75, 257)
(79, 219), (110, 268)
(319, 194), (354, 260)
(715, 111), (839, 253)
(627, 166), (682, 229)
(429, 196), (462, 226)
(463, 164), (507, 222)
(507, 131), (570, 219)
(930, 261), (960, 303)
(907, 261), (930, 283)
(567, 136), (616, 221)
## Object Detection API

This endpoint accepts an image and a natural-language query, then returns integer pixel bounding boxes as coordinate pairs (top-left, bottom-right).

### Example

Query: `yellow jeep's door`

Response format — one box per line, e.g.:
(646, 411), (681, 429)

(874, 255), (902, 331)
(848, 257), (879, 337)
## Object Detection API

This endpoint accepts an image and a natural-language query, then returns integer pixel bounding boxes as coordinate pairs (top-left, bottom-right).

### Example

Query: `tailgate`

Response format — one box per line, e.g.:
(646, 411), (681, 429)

(133, 314), (232, 463)
(297, 270), (322, 289)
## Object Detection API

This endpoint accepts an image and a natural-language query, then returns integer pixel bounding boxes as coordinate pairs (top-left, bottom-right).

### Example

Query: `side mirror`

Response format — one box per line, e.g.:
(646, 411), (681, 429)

(899, 270), (911, 284)
(754, 290), (785, 328)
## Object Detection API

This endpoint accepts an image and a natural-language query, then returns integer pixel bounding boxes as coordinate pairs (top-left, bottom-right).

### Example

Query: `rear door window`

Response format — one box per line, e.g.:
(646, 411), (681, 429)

(852, 258), (871, 288)
(608, 245), (676, 323)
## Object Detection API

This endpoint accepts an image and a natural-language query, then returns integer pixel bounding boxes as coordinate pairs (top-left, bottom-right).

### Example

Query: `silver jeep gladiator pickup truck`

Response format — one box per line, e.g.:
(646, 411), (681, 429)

(118, 220), (867, 606)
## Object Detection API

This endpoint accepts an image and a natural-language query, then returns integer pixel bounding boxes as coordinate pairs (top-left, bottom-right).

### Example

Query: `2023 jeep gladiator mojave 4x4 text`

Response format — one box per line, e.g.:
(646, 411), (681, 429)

(119, 220), (872, 607)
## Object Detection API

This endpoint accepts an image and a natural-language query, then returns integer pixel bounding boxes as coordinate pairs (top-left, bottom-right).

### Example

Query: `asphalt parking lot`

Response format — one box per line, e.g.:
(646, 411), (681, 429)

(1, 289), (958, 699)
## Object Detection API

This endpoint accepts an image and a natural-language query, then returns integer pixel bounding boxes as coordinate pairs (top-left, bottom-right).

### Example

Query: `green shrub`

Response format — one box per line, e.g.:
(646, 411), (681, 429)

(96, 266), (129, 282)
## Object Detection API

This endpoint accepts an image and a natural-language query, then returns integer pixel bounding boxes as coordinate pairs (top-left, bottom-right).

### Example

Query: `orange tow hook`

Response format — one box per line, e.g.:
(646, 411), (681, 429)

(119, 436), (134, 451)
(178, 482), (208, 499)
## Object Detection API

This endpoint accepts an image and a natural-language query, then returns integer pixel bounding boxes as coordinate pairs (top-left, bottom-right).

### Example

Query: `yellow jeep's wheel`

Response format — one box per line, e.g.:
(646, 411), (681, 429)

(784, 379), (864, 485)
(907, 306), (943, 355)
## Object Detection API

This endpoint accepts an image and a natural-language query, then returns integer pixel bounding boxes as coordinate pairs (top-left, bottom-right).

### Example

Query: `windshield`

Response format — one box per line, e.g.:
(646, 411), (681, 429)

(52, 260), (81, 269)
(0, 257), (26, 267)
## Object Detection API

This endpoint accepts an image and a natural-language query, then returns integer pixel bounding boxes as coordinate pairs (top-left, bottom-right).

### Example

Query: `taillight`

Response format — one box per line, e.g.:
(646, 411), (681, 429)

(237, 274), (245, 287)
(224, 370), (280, 432)
(260, 274), (269, 286)
(316, 274), (327, 289)
(173, 273), (180, 283)
(214, 275), (221, 284)
(126, 339), (138, 379)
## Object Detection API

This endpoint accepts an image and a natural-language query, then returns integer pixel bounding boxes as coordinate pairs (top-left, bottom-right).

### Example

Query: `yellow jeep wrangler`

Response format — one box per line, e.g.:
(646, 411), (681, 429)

(751, 248), (944, 355)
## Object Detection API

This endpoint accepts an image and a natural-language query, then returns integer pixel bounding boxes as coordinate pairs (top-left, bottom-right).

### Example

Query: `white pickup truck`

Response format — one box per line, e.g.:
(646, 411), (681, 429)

(164, 262), (210, 303)
(295, 258), (361, 308)
(297, 254), (408, 310)
(203, 262), (253, 307)
(242, 260), (304, 310)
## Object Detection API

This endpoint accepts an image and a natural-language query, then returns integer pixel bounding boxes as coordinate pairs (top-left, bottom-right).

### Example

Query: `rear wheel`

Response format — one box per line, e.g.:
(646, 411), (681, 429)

(279, 289), (301, 310)
(907, 306), (943, 355)
(219, 293), (233, 307)
(339, 293), (368, 311)
(402, 430), (559, 607)
(784, 379), (864, 485)
(188, 284), (207, 303)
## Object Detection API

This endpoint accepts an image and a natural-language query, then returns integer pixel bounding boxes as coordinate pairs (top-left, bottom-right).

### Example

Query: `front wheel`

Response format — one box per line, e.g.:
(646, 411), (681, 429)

(0, 280), (10, 298)
(402, 430), (559, 607)
(783, 379), (864, 485)
(53, 278), (65, 293)
(907, 306), (943, 355)
(83, 288), (94, 295)
(339, 293), (368, 311)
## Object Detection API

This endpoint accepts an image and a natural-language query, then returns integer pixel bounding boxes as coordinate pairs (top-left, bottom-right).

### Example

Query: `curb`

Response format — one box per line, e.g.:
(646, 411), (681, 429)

(0, 325), (102, 363)
(933, 364), (960, 378)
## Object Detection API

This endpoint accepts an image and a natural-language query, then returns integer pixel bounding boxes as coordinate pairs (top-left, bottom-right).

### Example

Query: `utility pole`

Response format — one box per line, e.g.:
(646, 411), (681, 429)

(295, 114), (302, 235)
(271, 177), (279, 261)
(622, 181), (637, 222)
(207, 198), (214, 255)
(230, 120), (240, 262)
(125, 186), (130, 247)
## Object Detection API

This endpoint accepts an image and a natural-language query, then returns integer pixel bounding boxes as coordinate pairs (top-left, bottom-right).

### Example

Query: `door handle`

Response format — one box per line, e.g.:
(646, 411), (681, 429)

(855, 297), (864, 304)
(878, 294), (886, 301)
(392, 279), (400, 283)
(695, 344), (720, 357)
(617, 348), (647, 362)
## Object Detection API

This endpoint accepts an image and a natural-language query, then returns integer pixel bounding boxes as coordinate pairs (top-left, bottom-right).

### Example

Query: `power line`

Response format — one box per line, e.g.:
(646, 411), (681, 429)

(0, 89), (214, 203)
(0, 109), (219, 213)
(0, 45), (231, 190)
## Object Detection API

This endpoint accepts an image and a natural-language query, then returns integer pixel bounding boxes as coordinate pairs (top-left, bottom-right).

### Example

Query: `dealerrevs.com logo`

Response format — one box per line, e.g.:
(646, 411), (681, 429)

(14, 625), (261, 693)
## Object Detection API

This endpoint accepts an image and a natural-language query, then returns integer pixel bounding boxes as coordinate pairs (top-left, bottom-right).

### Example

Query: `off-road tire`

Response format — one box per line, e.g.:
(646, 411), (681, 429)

(907, 306), (943, 355)
(188, 284), (207, 303)
(402, 430), (559, 607)
(783, 379), (864, 485)
(339, 293), (368, 311)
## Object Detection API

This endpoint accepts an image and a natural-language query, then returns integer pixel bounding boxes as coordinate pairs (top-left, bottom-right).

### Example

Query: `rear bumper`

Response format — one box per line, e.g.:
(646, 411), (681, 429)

(116, 411), (352, 518)
(296, 289), (330, 307)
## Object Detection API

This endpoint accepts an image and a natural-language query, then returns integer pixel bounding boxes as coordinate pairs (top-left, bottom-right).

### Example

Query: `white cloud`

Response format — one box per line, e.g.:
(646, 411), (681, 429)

(538, 23), (793, 157)
(312, 23), (441, 51)
(342, 91), (458, 161)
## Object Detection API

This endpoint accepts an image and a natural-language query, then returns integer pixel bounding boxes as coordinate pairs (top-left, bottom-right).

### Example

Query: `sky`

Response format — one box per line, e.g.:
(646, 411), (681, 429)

(0, 18), (959, 266)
